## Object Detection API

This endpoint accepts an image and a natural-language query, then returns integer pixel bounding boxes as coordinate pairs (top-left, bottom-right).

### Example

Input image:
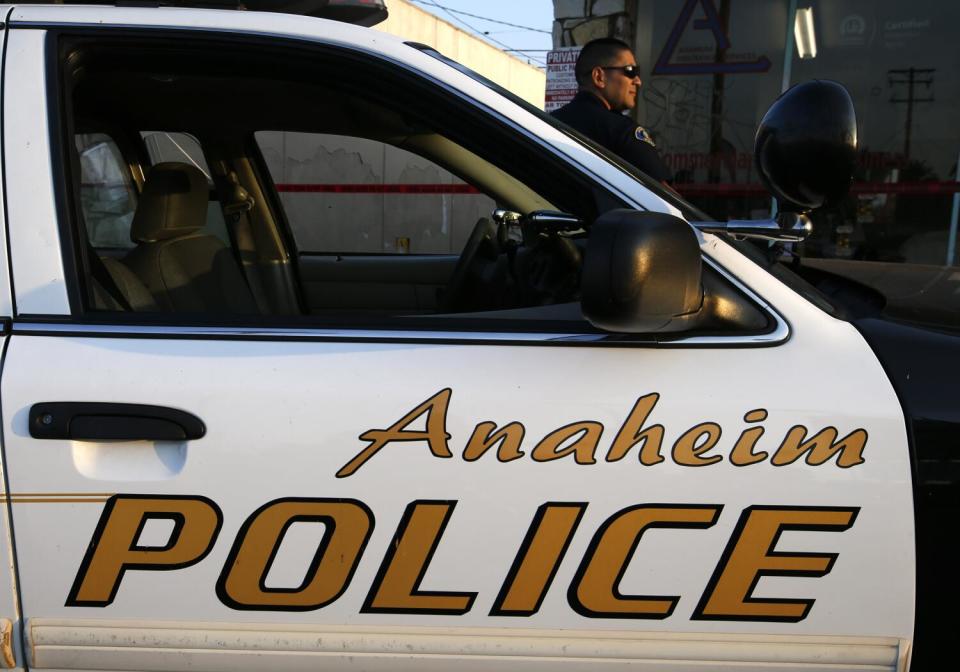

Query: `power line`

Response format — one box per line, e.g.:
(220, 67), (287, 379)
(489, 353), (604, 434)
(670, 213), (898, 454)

(413, 0), (547, 66)
(409, 0), (551, 34)
(416, 0), (547, 65)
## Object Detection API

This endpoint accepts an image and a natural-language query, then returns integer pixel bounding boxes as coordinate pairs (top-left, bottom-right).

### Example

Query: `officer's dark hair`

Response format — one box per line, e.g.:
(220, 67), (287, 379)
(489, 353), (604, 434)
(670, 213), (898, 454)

(574, 38), (632, 87)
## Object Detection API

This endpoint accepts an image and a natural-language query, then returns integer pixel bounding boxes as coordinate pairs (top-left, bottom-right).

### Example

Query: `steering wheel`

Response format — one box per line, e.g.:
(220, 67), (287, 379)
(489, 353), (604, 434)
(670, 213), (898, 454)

(439, 217), (499, 312)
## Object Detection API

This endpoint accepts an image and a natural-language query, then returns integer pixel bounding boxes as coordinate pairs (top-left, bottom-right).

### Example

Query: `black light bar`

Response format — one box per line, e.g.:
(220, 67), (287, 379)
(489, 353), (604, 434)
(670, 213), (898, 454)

(15, 0), (389, 27)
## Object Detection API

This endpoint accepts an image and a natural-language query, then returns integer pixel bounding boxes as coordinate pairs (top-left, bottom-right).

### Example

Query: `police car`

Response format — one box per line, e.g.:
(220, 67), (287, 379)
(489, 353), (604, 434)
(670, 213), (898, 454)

(0, 1), (953, 671)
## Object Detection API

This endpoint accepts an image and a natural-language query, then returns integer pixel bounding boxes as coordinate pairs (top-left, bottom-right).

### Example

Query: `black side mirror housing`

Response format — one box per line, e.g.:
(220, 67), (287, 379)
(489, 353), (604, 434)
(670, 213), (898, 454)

(755, 80), (857, 211)
(581, 210), (702, 333)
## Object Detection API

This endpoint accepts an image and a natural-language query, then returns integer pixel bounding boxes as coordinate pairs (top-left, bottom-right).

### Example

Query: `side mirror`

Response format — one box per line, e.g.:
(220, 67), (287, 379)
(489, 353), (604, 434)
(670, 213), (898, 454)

(695, 80), (857, 242)
(582, 210), (702, 333)
(755, 80), (857, 211)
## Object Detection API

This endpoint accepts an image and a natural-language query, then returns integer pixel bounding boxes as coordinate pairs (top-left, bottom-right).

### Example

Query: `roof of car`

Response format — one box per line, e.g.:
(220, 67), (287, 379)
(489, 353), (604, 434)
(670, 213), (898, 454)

(10, 0), (389, 26)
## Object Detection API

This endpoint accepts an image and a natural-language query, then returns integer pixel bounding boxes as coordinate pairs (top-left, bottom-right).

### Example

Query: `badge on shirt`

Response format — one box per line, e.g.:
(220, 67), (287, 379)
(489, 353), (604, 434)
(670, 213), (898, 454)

(635, 126), (656, 147)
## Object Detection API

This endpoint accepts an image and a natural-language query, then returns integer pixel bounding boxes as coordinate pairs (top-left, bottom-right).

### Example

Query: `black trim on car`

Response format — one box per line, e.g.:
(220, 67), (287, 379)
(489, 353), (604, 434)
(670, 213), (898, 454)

(0, 8), (17, 316)
(852, 317), (960, 672)
(11, 316), (789, 349)
(46, 30), (88, 316)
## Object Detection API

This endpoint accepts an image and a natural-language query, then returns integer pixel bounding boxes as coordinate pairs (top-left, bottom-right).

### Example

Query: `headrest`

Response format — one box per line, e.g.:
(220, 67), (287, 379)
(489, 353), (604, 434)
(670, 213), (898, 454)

(130, 163), (210, 243)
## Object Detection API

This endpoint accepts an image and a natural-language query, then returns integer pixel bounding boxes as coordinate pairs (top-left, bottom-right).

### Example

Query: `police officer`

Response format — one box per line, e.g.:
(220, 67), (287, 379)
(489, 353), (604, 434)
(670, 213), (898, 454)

(551, 38), (671, 184)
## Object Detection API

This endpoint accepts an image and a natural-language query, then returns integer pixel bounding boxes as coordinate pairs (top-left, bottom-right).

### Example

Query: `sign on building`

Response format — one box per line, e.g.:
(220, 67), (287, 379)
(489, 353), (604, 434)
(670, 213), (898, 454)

(545, 47), (581, 112)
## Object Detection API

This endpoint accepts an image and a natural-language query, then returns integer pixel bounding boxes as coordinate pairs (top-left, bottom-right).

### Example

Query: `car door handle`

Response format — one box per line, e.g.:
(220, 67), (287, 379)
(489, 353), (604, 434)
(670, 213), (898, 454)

(29, 403), (206, 441)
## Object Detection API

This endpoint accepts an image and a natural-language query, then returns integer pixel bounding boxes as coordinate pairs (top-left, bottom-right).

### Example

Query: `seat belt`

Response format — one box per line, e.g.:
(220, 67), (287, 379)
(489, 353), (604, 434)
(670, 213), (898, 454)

(88, 248), (134, 312)
(221, 173), (271, 314)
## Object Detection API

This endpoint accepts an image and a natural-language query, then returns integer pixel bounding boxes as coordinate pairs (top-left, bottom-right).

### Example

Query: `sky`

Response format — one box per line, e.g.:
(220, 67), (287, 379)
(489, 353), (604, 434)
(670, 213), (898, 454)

(407, 0), (555, 69)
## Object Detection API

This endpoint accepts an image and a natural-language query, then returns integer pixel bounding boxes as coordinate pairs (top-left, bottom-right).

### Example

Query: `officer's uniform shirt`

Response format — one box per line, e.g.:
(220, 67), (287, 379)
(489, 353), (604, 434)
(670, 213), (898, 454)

(551, 91), (671, 182)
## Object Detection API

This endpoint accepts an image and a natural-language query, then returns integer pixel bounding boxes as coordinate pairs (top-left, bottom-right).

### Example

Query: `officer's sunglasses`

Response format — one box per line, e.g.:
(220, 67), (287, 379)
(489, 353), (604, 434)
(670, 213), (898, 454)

(601, 65), (641, 78)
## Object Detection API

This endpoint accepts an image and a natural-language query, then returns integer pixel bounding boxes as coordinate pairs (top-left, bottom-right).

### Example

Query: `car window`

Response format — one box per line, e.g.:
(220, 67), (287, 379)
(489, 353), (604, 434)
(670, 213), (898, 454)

(61, 36), (599, 320)
(76, 133), (137, 250)
(410, 44), (701, 218)
(58, 34), (770, 336)
(413, 42), (960, 331)
(255, 131), (497, 256)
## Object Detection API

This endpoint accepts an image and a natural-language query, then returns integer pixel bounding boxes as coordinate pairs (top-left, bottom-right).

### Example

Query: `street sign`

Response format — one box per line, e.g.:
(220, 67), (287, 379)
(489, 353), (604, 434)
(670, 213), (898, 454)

(545, 47), (581, 112)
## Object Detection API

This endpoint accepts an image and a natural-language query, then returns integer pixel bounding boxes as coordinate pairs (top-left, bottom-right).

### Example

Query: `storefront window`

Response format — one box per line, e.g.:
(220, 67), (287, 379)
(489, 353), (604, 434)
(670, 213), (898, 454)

(790, 0), (960, 265)
(635, 0), (960, 266)
(635, 0), (788, 220)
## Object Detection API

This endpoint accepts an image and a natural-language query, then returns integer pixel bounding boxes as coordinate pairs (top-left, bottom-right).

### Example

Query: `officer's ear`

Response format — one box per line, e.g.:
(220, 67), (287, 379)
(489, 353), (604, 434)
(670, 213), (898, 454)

(590, 66), (606, 89)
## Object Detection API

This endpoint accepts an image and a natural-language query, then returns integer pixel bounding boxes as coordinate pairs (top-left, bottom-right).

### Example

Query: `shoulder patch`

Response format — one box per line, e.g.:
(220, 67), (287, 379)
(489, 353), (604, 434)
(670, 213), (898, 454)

(634, 126), (656, 147)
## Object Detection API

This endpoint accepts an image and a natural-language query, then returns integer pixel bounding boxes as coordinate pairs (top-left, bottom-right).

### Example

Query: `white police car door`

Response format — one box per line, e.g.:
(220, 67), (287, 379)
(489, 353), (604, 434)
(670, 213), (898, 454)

(0, 7), (915, 672)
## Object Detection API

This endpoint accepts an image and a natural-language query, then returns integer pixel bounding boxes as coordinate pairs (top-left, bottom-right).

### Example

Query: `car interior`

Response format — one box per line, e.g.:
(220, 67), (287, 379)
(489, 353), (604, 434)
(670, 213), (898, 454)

(60, 34), (772, 335)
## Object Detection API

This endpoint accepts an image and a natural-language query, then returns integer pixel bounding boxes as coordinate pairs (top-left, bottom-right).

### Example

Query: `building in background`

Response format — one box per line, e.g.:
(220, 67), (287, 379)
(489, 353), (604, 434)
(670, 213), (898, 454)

(377, 0), (546, 109)
(255, 0), (545, 258)
(552, 0), (960, 265)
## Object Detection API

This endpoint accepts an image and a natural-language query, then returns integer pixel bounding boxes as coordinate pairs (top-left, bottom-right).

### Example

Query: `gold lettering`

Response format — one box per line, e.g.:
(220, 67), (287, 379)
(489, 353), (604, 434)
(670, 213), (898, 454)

(672, 422), (723, 466)
(463, 421), (525, 462)
(771, 426), (867, 468)
(362, 501), (476, 614)
(491, 503), (586, 616)
(531, 422), (602, 464)
(569, 505), (721, 618)
(694, 506), (858, 621)
(217, 499), (373, 610)
(730, 410), (769, 466)
(335, 391), (866, 474)
(606, 394), (665, 465)
(67, 495), (221, 607)
(337, 389), (453, 478)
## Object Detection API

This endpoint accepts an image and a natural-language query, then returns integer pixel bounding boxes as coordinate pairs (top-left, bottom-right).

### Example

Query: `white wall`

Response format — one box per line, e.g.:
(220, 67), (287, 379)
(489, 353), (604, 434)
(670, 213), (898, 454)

(257, 132), (496, 255)
(375, 0), (546, 109)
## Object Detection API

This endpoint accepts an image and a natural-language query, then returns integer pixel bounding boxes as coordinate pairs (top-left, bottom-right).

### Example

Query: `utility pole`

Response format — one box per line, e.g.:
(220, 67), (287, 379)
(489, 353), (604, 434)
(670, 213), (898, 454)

(708, 0), (731, 184)
(888, 67), (934, 161)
